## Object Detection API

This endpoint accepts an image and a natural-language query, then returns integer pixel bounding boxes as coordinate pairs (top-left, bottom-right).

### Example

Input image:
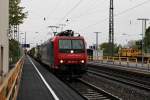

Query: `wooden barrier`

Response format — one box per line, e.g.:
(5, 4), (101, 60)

(0, 57), (24, 100)
(88, 56), (93, 61)
(128, 58), (137, 63)
(90, 56), (139, 65)
(102, 56), (127, 62)
(103, 56), (108, 60)
(147, 59), (150, 70)
(113, 57), (119, 61)
(119, 57), (128, 62)
(147, 58), (150, 64)
(89, 56), (150, 70)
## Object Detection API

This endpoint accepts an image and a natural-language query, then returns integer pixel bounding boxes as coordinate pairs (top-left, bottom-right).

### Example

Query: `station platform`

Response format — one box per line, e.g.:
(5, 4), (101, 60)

(17, 56), (84, 100)
(88, 61), (150, 75)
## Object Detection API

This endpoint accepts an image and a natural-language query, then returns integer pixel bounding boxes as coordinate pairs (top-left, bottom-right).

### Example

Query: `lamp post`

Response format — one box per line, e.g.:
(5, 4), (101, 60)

(137, 18), (149, 66)
(94, 32), (101, 60)
(139, 33), (144, 66)
(20, 33), (24, 44)
(21, 38), (24, 45)
(122, 33), (128, 57)
(19, 32), (26, 57)
(34, 32), (39, 46)
(20, 32), (26, 48)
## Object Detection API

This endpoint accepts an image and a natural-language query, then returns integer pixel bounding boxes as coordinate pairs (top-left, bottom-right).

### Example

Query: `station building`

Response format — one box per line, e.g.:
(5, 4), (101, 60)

(0, 0), (9, 77)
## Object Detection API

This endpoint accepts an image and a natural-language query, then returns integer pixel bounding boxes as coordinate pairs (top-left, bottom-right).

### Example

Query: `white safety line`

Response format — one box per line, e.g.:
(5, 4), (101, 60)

(28, 56), (60, 100)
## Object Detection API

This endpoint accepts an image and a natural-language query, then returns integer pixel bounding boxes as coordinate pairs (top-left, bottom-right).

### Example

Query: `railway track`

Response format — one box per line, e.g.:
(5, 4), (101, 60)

(88, 67), (150, 91)
(68, 79), (120, 100)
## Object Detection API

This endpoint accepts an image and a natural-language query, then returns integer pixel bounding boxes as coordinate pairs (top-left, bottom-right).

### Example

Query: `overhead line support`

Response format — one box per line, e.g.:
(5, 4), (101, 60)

(109, 0), (114, 56)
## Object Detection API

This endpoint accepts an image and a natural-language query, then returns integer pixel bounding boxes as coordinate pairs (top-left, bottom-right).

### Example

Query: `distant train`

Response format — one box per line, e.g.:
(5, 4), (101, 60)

(118, 48), (150, 62)
(118, 48), (142, 57)
(29, 30), (87, 78)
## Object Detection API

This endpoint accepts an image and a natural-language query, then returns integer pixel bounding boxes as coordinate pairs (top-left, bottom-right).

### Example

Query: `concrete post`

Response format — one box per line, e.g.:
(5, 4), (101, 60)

(0, 0), (9, 76)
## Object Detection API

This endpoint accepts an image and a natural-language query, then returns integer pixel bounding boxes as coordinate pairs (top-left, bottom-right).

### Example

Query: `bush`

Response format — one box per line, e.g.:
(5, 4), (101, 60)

(9, 39), (20, 64)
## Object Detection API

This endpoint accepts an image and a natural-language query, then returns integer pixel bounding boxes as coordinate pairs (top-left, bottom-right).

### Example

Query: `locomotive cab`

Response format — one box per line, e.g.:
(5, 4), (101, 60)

(39, 30), (87, 78)
(54, 31), (87, 77)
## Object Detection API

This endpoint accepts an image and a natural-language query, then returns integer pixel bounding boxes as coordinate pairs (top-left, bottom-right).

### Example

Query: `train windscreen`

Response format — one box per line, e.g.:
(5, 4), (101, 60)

(59, 39), (85, 53)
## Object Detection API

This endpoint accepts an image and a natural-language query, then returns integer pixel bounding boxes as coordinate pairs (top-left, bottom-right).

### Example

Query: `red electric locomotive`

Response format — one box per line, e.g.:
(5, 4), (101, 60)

(39, 30), (87, 78)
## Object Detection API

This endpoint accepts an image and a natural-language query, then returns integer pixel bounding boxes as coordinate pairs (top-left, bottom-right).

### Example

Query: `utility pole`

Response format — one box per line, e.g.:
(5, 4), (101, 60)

(48, 25), (59, 36)
(94, 32), (101, 60)
(137, 18), (149, 66)
(109, 0), (114, 56)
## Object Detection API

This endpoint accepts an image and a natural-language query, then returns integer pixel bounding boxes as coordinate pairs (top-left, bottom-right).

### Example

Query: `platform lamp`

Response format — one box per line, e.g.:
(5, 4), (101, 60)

(137, 18), (149, 67)
(94, 32), (101, 61)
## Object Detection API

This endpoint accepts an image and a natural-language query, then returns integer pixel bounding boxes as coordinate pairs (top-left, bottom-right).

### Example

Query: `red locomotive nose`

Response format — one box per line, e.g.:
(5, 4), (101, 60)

(58, 53), (86, 64)
(59, 53), (85, 59)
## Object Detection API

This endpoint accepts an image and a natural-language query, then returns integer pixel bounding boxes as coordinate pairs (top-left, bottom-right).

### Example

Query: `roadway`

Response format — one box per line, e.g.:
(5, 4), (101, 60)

(17, 56), (84, 100)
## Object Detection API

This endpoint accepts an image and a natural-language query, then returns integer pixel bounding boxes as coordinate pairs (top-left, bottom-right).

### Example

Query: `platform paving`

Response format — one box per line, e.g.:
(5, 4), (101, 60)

(17, 56), (84, 100)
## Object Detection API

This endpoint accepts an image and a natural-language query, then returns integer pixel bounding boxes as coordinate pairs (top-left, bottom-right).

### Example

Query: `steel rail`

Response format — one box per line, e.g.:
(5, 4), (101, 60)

(89, 67), (150, 86)
(78, 78), (121, 100)
(87, 68), (150, 91)
(68, 78), (121, 100)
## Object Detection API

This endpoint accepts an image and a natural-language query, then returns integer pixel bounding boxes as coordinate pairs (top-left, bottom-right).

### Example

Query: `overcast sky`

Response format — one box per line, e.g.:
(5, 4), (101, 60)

(20, 0), (150, 48)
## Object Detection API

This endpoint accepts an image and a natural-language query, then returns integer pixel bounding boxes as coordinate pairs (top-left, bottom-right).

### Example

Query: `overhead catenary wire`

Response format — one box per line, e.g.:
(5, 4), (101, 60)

(57, 0), (84, 24)
(71, 0), (108, 19)
(57, 0), (108, 23)
(70, 0), (96, 19)
(46, 0), (62, 20)
(72, 9), (107, 20)
(56, 0), (108, 30)
(79, 0), (150, 31)
(115, 0), (150, 17)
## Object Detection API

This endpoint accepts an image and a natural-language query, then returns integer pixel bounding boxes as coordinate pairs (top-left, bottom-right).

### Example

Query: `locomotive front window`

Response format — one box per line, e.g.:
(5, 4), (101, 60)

(72, 40), (84, 49)
(59, 39), (85, 53)
(59, 40), (72, 49)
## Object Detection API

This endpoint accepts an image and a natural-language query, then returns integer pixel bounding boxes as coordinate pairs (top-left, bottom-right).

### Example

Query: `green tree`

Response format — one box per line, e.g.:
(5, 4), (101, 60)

(100, 42), (119, 56)
(144, 26), (150, 53)
(135, 40), (142, 50)
(9, 0), (27, 64)
(9, 39), (20, 64)
(127, 40), (140, 49)
(9, 0), (27, 26)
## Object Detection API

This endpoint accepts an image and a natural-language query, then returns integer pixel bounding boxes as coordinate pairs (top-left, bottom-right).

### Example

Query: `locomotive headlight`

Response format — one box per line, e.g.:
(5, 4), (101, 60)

(81, 60), (84, 63)
(60, 60), (64, 63)
(70, 50), (74, 53)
